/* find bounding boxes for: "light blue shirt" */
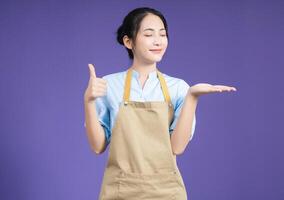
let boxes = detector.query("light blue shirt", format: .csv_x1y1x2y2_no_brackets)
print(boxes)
85,69,196,145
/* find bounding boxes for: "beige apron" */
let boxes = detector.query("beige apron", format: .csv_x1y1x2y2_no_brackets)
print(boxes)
99,68,187,200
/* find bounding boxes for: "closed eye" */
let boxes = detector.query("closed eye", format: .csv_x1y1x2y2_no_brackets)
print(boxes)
145,34,167,37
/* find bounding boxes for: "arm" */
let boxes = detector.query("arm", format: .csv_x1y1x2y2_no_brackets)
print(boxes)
84,64,109,155
170,82,237,155
84,99,107,154
170,92,198,155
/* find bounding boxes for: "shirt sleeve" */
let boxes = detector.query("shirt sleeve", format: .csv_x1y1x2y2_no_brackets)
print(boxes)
84,91,111,146
169,80,196,141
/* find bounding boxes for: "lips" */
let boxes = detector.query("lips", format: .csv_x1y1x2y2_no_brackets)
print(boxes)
149,49,162,54
150,49,162,51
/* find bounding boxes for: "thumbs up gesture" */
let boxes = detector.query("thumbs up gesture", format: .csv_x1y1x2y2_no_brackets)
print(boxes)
84,64,107,103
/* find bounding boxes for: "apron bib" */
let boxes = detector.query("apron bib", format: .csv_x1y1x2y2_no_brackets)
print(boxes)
99,68,187,200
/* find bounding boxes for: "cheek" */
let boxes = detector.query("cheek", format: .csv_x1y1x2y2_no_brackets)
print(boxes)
144,38,155,47
136,37,151,49
140,41,153,52
163,38,168,47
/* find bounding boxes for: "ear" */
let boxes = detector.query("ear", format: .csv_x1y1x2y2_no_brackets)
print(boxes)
123,35,133,50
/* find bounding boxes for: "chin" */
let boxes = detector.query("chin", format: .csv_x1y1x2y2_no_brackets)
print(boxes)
150,55,163,62
154,56,163,62
142,54,164,63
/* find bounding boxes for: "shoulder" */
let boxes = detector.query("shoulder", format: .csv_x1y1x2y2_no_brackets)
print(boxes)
102,70,127,81
101,70,127,90
161,72,191,104
162,72,190,89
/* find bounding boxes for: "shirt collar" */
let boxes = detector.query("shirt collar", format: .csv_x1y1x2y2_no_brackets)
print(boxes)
131,68,158,80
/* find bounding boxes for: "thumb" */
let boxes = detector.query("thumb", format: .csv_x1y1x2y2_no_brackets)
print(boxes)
88,64,97,78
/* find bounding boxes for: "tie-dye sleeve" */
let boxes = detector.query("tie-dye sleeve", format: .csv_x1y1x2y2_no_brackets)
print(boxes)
84,78,111,145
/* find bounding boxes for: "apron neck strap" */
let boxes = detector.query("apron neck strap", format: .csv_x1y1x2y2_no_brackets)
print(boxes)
123,68,172,104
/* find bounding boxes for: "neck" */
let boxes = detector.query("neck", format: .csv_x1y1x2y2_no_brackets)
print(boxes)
130,59,157,78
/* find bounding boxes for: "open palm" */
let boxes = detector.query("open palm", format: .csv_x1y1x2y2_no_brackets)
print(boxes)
189,83,237,97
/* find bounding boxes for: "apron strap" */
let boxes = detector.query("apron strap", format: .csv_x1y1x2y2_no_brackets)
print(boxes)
123,68,133,103
123,68,172,104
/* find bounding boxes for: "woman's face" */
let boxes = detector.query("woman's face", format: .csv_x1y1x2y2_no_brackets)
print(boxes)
132,14,168,63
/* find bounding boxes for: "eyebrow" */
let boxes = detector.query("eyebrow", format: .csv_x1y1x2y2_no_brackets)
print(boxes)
143,28,166,32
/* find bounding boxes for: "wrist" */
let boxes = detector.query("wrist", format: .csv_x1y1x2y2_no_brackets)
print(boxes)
186,90,199,102
84,95,96,105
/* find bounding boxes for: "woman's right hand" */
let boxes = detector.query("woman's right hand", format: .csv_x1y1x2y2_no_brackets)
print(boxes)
84,64,107,103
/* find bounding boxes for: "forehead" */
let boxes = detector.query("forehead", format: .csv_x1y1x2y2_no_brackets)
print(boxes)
139,14,165,31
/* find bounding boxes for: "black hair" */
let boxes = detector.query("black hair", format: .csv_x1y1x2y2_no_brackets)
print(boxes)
116,7,169,60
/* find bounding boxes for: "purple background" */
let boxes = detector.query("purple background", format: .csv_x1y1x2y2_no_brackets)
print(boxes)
1,0,283,199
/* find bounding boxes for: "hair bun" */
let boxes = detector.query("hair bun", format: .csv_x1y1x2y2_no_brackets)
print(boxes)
116,25,125,45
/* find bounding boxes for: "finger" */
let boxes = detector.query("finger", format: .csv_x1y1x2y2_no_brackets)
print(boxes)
214,85,237,91
211,85,223,92
92,84,107,91
213,88,223,92
224,86,237,91
213,86,232,92
88,64,97,78
92,79,107,88
96,87,107,94
95,78,107,85
93,88,107,96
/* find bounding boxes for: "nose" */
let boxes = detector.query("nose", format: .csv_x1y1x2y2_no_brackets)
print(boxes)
153,35,162,46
